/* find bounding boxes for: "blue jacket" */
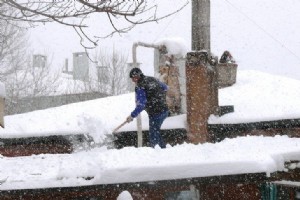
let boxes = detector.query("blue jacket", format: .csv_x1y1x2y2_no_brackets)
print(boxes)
131,76,168,118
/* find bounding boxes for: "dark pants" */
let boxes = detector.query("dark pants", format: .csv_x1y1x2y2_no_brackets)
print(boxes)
148,110,168,148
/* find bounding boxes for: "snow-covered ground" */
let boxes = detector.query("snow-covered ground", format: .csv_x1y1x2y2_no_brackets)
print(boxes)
1,0,300,195
0,70,300,191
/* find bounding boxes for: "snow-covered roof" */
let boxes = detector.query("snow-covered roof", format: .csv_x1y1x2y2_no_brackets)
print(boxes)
0,135,300,190
5,0,299,192
1,70,299,140
0,70,300,190
209,70,300,124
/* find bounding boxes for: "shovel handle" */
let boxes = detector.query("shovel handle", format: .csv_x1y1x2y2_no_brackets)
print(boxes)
112,121,128,133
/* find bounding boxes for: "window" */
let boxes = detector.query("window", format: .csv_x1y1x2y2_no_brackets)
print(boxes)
165,185,200,200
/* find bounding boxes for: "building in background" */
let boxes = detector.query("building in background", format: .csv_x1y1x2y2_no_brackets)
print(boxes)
33,54,47,68
73,52,89,82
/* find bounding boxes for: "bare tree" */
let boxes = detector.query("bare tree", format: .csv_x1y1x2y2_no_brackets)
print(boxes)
93,47,129,95
0,19,28,80
4,53,62,115
0,0,189,48
0,13,63,114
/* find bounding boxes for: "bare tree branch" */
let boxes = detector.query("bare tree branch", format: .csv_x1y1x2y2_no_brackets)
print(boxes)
0,19,28,80
0,0,189,48
93,47,129,95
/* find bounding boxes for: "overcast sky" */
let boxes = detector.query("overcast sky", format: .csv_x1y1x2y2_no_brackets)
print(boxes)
28,0,300,79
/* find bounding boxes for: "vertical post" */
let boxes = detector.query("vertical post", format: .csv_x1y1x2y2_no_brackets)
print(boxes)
186,52,211,143
186,0,213,144
0,97,4,128
132,43,143,148
65,58,68,72
192,0,210,52
136,89,143,147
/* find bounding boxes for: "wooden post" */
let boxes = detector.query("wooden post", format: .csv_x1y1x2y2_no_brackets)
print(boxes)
186,52,212,143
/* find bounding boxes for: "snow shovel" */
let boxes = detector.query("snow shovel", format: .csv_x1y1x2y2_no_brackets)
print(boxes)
112,120,128,133
98,121,128,149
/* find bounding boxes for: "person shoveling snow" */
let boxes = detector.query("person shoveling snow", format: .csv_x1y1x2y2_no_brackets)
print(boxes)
125,68,169,148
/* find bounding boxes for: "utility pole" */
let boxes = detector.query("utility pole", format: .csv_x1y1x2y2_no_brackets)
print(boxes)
186,0,218,144
192,0,210,52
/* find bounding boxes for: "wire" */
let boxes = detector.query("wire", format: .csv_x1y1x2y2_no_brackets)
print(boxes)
152,1,184,43
223,0,300,63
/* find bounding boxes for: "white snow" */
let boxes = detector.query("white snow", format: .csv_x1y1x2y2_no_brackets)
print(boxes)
1,0,300,194
0,135,300,190
209,70,300,124
0,70,300,191
117,191,133,200
155,37,188,57
1,70,299,140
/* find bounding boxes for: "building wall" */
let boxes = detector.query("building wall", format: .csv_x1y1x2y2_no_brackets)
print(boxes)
0,175,265,200
0,134,91,157
73,52,89,81
0,139,72,157
5,92,108,115
1,182,297,200
33,54,47,68
114,120,300,148
200,183,261,200
209,119,300,143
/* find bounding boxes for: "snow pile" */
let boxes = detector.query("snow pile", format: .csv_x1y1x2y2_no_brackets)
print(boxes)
155,37,188,57
209,70,300,124
0,135,300,190
117,191,133,200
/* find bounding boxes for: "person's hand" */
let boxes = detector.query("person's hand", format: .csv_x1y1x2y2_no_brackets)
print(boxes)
126,115,133,123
